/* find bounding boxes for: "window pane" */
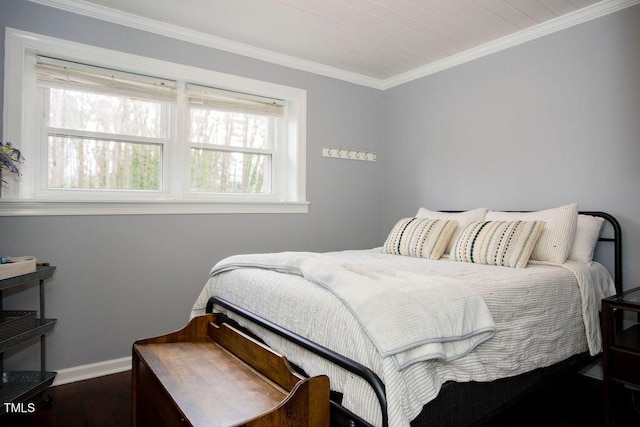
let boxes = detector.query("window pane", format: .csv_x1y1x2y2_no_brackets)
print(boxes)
190,148,269,194
48,136,161,190
189,108,269,149
48,88,166,138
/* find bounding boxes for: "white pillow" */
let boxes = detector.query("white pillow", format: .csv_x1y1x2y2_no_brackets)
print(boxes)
485,203,578,264
568,214,604,263
415,207,488,254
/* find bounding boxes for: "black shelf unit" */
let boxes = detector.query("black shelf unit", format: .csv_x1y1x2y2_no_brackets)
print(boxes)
0,265,57,414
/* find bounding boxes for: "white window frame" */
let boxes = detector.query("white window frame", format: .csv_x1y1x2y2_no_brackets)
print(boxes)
1,28,308,215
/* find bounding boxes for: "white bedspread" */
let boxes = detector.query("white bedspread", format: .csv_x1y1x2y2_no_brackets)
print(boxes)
191,249,616,427
208,252,496,369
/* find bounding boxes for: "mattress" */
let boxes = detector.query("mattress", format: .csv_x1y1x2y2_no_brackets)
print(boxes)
191,248,616,427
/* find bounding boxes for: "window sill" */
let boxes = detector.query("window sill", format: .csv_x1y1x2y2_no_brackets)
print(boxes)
0,200,310,216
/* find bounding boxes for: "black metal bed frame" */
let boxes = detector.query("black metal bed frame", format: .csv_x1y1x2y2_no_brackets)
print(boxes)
206,211,622,427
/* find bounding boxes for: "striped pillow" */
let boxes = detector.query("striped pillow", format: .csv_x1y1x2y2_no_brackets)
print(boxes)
449,220,545,268
383,218,458,260
415,207,488,255
485,203,578,264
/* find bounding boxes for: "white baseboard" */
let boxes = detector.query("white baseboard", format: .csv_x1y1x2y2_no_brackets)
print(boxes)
52,356,132,386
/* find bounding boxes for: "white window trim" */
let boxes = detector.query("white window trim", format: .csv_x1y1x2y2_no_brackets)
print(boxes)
1,28,308,216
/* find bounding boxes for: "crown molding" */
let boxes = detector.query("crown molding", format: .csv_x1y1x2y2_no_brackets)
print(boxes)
27,0,640,91
26,0,384,89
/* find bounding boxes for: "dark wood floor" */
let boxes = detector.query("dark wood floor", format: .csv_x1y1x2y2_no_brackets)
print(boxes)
2,371,639,426
3,371,131,427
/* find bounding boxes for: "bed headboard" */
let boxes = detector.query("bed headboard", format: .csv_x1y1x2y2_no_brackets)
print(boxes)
443,210,623,295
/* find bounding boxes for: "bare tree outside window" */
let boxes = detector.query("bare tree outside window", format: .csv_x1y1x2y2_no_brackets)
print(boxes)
46,88,164,191
189,108,273,194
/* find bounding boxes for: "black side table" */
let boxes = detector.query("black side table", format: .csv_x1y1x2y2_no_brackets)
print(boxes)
602,287,640,425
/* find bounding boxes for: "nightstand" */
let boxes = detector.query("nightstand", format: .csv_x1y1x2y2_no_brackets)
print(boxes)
602,287,640,425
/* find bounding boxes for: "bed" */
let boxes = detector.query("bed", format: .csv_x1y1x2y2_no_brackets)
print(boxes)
190,204,621,427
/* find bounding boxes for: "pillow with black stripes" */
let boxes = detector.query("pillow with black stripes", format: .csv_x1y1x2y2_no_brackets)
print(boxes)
383,218,458,260
449,220,545,268
485,203,578,264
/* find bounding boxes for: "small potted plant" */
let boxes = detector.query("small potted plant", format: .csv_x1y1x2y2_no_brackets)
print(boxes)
0,140,24,197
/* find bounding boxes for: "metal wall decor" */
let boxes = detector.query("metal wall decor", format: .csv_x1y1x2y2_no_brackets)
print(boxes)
322,146,377,162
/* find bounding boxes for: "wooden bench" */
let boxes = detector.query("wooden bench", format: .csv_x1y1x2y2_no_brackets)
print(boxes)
132,314,330,426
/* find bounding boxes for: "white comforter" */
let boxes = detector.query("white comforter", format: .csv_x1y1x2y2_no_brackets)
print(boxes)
207,252,496,369
191,249,616,427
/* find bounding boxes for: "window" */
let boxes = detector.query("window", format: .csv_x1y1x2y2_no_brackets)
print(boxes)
37,56,174,193
2,29,307,215
186,84,283,195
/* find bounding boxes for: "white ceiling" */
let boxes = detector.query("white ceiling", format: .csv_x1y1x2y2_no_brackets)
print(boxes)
32,0,637,88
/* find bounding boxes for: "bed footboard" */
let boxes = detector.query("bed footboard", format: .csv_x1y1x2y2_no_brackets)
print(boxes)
206,296,387,427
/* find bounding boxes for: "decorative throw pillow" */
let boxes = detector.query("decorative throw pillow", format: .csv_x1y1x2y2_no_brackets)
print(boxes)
485,203,578,264
449,220,545,268
568,214,604,263
383,218,458,260
415,208,488,254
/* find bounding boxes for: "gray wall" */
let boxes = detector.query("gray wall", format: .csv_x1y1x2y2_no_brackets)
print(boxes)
383,5,640,290
0,0,385,371
1,0,639,373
